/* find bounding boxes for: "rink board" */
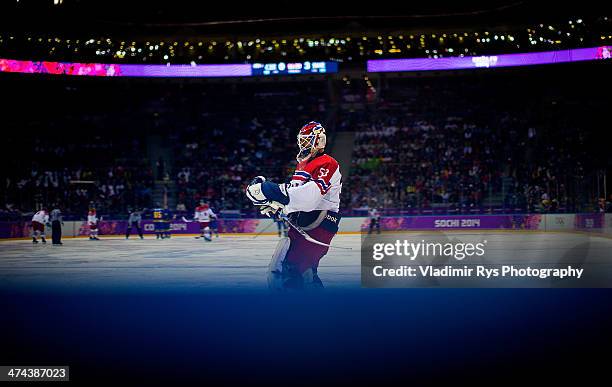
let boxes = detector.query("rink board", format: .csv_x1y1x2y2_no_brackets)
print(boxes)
1,214,611,240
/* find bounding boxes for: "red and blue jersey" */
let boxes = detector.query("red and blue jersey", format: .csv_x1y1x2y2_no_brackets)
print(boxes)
286,153,341,213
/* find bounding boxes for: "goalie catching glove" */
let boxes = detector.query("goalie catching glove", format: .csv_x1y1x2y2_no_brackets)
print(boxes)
245,176,290,216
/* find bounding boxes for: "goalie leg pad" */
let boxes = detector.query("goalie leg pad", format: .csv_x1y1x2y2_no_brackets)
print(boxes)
267,236,291,291
269,263,323,290
268,236,290,273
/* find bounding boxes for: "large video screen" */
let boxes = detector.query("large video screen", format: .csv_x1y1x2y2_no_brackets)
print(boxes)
368,46,612,72
0,59,339,77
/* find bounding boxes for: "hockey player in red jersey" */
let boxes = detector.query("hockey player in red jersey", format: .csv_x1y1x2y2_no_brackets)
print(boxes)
193,201,216,241
31,208,49,244
246,121,342,290
87,207,100,240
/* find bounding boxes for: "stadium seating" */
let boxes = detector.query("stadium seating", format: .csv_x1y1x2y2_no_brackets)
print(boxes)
1,61,610,219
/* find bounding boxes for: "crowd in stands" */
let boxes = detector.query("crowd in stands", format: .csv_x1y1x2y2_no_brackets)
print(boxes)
0,79,327,219
169,82,328,214
2,138,155,219
1,79,158,219
339,64,608,214
1,62,610,220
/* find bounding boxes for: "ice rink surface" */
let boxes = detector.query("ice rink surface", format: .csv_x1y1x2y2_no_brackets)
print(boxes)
0,234,361,292
1,231,612,292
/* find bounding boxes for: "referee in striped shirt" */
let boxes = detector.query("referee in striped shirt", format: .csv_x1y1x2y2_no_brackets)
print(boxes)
50,206,64,245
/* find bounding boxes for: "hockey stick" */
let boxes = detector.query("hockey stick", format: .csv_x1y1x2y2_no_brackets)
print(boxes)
188,217,205,239
186,217,215,239
281,214,352,250
180,217,203,238
252,219,277,239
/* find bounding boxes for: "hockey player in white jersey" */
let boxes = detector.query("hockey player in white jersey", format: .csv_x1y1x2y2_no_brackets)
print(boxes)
368,206,381,235
193,201,216,241
87,207,100,240
246,121,342,290
31,208,49,244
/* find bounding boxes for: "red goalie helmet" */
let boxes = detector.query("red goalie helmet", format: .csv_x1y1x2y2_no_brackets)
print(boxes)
297,121,326,162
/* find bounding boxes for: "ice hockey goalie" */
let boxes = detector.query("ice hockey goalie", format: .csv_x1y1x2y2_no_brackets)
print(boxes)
246,121,342,290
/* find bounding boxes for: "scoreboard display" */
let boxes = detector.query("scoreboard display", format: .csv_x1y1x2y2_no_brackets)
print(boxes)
251,61,338,75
